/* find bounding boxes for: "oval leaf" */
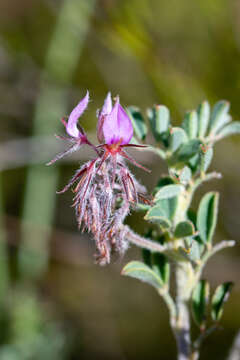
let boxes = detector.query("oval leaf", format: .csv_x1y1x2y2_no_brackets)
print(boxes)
154,184,184,201
200,147,213,173
122,261,163,289
179,166,192,185
174,220,195,238
197,101,210,138
152,253,170,285
192,280,210,328
127,106,147,140
169,127,188,152
154,177,179,220
211,282,233,322
197,192,219,243
147,105,170,141
182,111,198,139
155,198,178,220
209,101,230,135
145,206,171,229
216,122,240,140
175,139,201,162
188,239,204,261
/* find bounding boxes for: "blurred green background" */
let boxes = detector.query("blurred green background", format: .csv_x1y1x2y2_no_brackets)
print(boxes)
0,0,239,359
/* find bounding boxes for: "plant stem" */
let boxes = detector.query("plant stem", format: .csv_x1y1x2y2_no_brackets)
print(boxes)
174,262,193,360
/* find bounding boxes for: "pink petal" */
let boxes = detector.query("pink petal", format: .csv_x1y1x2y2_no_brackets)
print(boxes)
102,97,133,145
118,104,133,145
101,92,112,116
66,91,89,138
97,92,112,143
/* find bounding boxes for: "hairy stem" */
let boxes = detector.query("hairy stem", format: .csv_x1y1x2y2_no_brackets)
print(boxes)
124,225,169,252
174,263,194,360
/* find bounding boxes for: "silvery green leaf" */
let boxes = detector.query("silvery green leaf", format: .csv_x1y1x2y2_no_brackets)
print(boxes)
152,253,170,285
192,280,210,328
216,122,240,139
200,147,213,173
182,111,198,139
197,101,210,138
188,153,201,173
147,105,170,141
122,261,164,289
174,220,195,238
155,198,178,220
197,192,219,243
169,127,188,152
154,177,179,220
209,101,230,135
179,166,192,184
127,106,148,140
188,239,204,261
211,282,233,321
176,139,201,162
145,206,171,229
154,184,184,201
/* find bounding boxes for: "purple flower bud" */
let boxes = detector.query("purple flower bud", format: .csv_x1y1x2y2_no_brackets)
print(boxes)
66,91,89,138
98,95,133,145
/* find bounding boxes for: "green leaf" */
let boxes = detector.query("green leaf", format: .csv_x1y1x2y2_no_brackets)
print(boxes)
179,166,192,185
169,127,188,152
209,101,230,135
211,282,233,321
197,192,219,243
200,147,213,173
188,239,204,261
155,198,178,220
188,153,201,173
147,105,170,141
216,122,240,139
152,253,170,284
192,280,210,328
174,220,195,238
197,101,210,138
145,206,171,229
175,139,201,162
187,209,203,245
127,106,148,140
154,184,184,201
182,111,198,139
154,177,179,220
122,261,163,289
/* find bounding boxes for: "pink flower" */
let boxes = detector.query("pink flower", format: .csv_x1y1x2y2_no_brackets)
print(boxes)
48,91,150,265
97,93,133,145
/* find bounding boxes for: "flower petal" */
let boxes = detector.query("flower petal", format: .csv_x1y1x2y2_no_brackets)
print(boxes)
97,92,112,143
66,91,89,138
101,92,112,116
102,97,133,145
118,104,134,145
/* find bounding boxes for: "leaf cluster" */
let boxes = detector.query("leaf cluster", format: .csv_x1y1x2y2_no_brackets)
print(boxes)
123,99,236,337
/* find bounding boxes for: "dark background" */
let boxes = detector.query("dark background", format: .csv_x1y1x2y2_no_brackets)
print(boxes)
0,0,239,359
